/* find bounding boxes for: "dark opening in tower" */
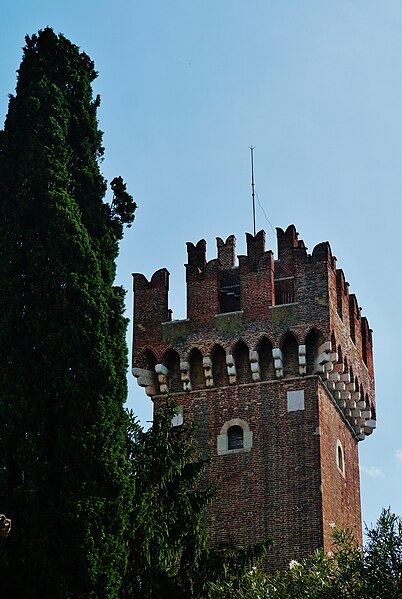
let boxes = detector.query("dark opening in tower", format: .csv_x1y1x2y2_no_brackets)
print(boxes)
189,348,205,389
258,337,275,381
233,340,252,384
220,268,240,313
275,277,295,305
228,425,244,450
164,349,181,393
282,333,299,377
212,345,229,387
306,329,322,375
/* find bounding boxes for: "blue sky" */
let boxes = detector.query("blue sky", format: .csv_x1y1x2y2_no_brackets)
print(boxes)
2,1,401,531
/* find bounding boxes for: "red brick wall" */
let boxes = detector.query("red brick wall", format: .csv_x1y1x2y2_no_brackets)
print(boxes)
163,377,324,571
318,384,362,549
239,251,275,319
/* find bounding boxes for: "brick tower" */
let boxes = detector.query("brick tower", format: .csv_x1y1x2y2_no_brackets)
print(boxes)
132,226,376,570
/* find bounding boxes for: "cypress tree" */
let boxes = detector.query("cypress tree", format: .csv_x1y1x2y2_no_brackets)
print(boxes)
0,28,136,597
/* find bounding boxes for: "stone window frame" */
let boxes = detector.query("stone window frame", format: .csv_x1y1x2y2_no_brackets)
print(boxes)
336,439,345,476
217,418,253,456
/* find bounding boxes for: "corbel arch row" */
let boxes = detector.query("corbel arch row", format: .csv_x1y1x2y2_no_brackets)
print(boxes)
135,326,328,391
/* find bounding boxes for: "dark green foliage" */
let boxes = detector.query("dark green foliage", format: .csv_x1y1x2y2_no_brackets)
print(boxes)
0,28,135,597
110,176,137,234
124,400,213,598
123,399,267,599
364,508,402,599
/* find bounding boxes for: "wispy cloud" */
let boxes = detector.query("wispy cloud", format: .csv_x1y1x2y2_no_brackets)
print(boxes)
396,449,402,462
360,465,385,478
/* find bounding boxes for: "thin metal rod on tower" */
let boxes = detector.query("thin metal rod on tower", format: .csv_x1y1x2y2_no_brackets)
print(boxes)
250,145,256,236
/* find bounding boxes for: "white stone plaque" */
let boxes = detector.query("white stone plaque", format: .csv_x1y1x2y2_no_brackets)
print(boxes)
287,390,305,412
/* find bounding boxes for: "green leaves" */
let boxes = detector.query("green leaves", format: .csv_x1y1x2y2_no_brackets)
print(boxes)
364,508,402,599
208,511,402,599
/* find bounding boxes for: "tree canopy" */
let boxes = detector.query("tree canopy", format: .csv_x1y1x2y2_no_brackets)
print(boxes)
0,27,135,597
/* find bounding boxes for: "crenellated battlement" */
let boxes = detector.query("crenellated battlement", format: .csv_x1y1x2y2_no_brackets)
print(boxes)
132,225,375,441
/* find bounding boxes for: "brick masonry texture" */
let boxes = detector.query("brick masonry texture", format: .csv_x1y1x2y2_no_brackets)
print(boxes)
132,225,375,571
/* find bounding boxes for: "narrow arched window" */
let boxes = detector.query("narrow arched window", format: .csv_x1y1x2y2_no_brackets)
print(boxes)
362,322,368,366
258,337,275,381
331,332,336,353
354,377,359,393
212,345,229,387
228,425,244,450
189,348,204,389
141,349,157,372
282,333,299,378
305,329,321,375
164,349,181,393
336,440,345,475
337,446,343,471
233,341,252,384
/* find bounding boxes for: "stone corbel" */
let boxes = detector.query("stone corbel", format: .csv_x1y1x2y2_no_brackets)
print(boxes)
226,354,236,384
318,341,331,354
328,371,341,383
272,348,283,378
314,350,330,374
132,367,157,397
203,357,214,387
298,345,306,375
180,361,192,392
330,351,339,363
155,363,169,393
249,350,260,381
364,418,376,435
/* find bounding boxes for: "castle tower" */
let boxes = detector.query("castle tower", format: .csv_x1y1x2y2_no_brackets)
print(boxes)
132,226,376,570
